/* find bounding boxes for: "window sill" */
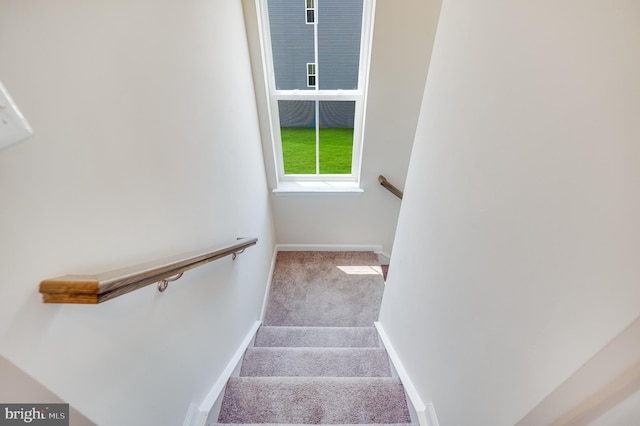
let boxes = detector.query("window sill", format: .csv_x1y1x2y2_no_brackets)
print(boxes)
272,181,364,195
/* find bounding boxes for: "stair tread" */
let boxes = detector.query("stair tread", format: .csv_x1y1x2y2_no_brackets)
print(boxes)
218,377,411,424
241,347,391,377
254,326,380,348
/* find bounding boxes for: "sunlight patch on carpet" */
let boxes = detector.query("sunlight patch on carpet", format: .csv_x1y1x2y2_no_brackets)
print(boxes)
337,265,383,275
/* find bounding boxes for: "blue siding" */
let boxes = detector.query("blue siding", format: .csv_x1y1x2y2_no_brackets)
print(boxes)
268,0,362,126
268,0,314,90
318,0,363,90
279,100,355,128
278,100,315,127
268,0,363,91
319,101,355,128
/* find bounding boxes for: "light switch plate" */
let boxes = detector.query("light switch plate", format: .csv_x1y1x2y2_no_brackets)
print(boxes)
0,81,33,150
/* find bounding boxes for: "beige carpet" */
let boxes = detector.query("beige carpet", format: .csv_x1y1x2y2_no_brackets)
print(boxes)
262,251,385,327
216,251,414,425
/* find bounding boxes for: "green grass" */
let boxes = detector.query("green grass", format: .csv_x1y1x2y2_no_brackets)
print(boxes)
281,127,354,174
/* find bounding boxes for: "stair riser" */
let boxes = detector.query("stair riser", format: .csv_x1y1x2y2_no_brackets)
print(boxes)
241,347,391,377
254,326,380,348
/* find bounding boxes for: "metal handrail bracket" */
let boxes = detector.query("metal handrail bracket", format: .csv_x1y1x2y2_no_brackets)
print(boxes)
39,237,258,304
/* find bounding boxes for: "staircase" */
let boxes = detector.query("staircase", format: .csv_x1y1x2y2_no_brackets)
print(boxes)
214,251,415,425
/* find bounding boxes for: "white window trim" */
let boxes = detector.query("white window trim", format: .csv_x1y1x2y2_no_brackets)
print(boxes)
257,0,376,194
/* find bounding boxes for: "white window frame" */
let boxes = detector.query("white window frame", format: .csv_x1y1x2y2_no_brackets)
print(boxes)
257,0,376,193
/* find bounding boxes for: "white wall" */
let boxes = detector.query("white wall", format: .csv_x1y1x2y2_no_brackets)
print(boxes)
590,388,640,426
0,355,95,426
0,2,274,425
245,0,442,255
518,313,640,425
379,0,640,425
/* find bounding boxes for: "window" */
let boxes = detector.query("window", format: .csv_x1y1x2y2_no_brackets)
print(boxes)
307,63,316,87
305,0,315,23
259,0,375,191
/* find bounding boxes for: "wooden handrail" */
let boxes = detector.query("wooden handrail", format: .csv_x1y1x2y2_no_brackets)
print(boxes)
378,175,403,200
39,237,258,304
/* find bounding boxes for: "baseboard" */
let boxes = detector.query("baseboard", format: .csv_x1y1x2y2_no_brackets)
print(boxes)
184,320,261,426
377,252,391,265
182,403,197,426
259,249,278,322
375,322,439,426
276,243,384,253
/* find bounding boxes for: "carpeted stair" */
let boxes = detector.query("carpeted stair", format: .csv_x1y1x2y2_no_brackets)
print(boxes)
254,326,381,348
215,251,414,425
240,346,392,377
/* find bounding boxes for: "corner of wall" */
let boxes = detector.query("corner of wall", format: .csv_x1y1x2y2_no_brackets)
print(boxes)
184,321,262,426
374,322,438,426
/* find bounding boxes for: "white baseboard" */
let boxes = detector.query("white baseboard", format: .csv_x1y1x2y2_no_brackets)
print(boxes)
276,243,384,253
375,322,439,426
182,403,197,426
377,252,391,265
184,320,261,426
260,249,278,322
